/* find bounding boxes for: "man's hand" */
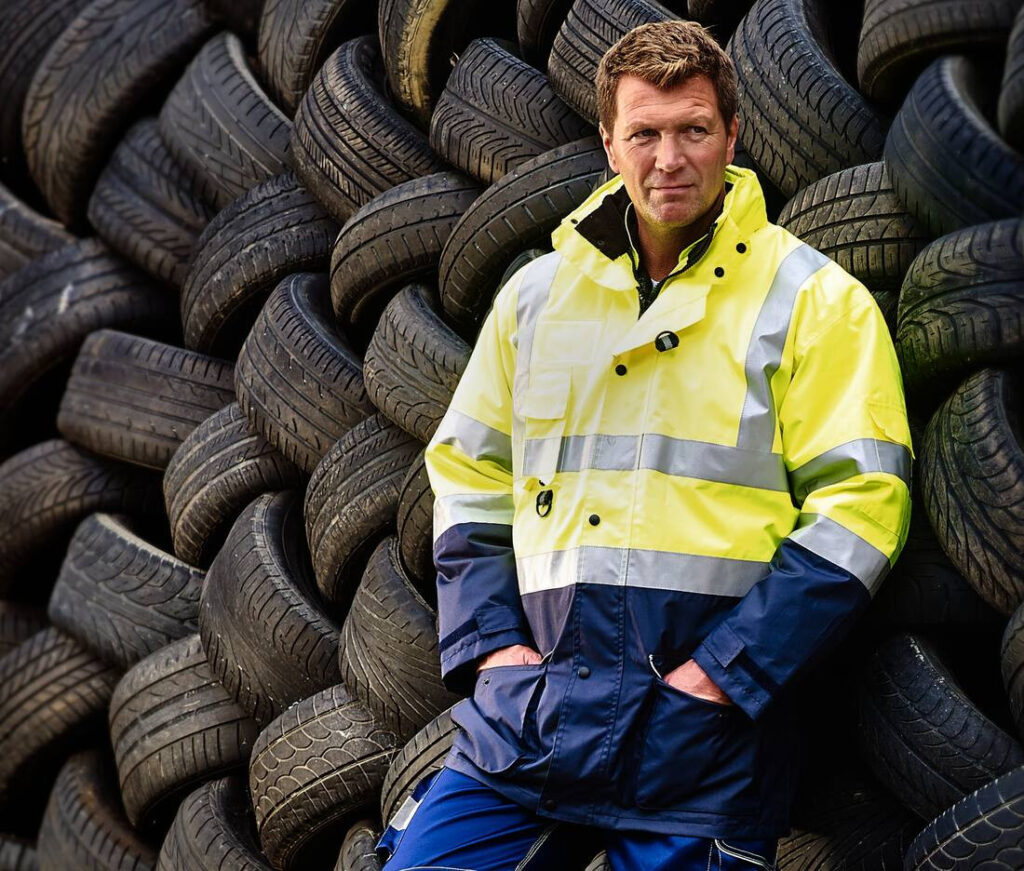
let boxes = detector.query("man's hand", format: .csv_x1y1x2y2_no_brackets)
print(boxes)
476,644,542,672
663,659,733,705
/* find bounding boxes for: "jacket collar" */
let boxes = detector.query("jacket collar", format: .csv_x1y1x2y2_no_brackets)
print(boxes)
551,165,769,293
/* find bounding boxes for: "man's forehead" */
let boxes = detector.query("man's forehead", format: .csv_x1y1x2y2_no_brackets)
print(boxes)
613,75,721,126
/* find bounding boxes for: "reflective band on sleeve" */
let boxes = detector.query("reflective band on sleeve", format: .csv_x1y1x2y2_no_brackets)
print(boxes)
433,493,515,540
433,409,513,470
736,244,830,451
516,546,770,596
789,438,912,505
522,432,788,491
788,513,890,594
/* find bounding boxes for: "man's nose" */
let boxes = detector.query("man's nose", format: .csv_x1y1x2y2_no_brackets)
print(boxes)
655,134,687,173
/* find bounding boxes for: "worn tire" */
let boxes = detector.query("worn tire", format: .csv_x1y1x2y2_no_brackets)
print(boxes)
0,183,74,280
429,38,592,184
334,820,382,871
109,634,259,828
379,709,456,828
87,119,217,290
201,491,342,726
249,684,400,869
920,368,1024,616
57,330,236,471
0,835,37,871
363,285,471,443
999,6,1024,151
164,402,304,569
884,55,1024,239
396,451,434,596
235,273,373,476
729,0,888,198
47,514,203,670
290,36,447,225
0,602,48,659
304,415,422,609
330,172,482,346
158,33,292,212
181,172,338,357
22,0,214,228
439,136,606,336
1002,604,1024,741
517,0,575,66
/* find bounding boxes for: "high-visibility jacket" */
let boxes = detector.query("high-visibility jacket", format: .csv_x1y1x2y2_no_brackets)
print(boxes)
423,166,913,838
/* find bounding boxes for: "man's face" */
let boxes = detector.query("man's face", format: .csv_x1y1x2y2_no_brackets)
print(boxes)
600,74,738,237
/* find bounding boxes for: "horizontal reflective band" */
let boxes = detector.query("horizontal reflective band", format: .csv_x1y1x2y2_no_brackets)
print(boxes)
789,439,913,505
517,546,770,597
788,513,890,595
522,432,789,491
433,410,513,470
737,244,830,450
433,493,515,540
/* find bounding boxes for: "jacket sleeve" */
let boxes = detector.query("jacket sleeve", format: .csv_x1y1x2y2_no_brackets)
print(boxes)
691,274,913,720
423,273,533,696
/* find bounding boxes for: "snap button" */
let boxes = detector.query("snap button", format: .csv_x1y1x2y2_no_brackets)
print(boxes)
714,266,725,277
588,514,600,526
655,331,679,352
578,665,591,679
615,364,627,376
736,242,747,253
543,798,557,810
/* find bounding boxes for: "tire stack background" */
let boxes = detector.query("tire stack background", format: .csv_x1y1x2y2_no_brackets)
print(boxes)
0,0,1022,868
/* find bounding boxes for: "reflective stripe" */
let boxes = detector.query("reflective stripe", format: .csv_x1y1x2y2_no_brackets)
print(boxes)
433,409,513,470
433,493,515,539
789,438,912,505
736,245,830,450
516,546,770,596
390,793,421,832
522,432,788,491
788,513,890,594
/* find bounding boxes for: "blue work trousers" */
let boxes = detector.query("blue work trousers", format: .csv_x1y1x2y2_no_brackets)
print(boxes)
379,768,777,871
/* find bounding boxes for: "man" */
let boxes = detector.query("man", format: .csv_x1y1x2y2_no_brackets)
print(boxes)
380,19,913,871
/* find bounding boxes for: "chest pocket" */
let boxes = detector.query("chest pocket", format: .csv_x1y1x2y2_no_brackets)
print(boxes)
517,368,570,483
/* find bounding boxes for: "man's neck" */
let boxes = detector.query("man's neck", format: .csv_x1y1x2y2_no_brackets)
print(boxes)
635,186,726,282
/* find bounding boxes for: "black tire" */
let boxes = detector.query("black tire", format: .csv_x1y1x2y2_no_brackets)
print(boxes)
290,36,448,224
777,162,931,295
0,440,163,595
334,820,382,871
47,514,203,670
257,0,377,117
159,33,292,212
920,368,1024,616
36,750,158,871
438,136,606,337
249,684,400,870
884,56,1024,239
896,220,1024,405
181,172,338,357
201,491,342,726
0,835,37,871
164,402,304,569
57,329,236,471
904,764,1024,870
429,38,593,185
235,273,373,476
857,0,1020,106
547,0,677,124
363,285,471,443
0,240,175,452
859,633,1024,820
157,777,273,871
22,0,214,228
0,183,74,280
340,537,458,740
687,0,755,40
330,172,482,346
304,415,421,609
396,451,435,597
728,0,888,198
379,709,456,828
109,634,259,829
517,0,575,66
0,629,120,824
999,6,1024,151
0,602,48,659
1002,604,1024,741
87,119,217,290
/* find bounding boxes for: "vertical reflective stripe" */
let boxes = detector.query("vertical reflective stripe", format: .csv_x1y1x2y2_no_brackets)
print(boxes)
788,513,891,595
789,438,912,505
432,410,513,470
736,245,830,450
433,493,515,540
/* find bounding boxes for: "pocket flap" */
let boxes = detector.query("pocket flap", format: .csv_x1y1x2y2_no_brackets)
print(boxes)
521,369,570,419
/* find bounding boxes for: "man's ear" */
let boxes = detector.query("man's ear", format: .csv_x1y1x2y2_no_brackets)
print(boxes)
725,115,739,165
599,122,618,174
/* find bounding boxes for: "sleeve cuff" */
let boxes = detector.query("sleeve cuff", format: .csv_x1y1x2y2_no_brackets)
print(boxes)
439,625,532,696
691,630,773,722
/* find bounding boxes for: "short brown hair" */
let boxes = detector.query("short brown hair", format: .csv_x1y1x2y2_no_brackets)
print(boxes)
596,20,737,131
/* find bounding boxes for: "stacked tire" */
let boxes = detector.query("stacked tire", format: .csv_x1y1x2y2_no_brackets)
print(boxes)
0,0,1022,868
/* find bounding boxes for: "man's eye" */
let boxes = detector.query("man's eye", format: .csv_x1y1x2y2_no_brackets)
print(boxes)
631,129,656,139
689,126,708,135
